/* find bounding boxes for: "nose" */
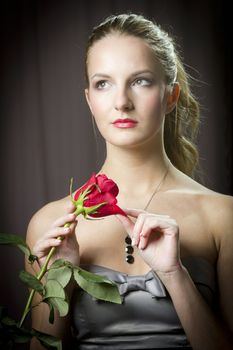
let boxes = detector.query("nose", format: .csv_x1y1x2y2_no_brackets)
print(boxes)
114,86,134,112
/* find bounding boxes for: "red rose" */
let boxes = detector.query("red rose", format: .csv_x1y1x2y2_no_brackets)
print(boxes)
73,173,126,218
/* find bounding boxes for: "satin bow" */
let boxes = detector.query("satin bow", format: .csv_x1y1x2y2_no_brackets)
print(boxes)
117,270,166,298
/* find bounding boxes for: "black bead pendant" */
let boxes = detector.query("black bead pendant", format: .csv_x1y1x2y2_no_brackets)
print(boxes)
125,245,134,254
126,254,134,264
125,235,134,264
125,236,132,245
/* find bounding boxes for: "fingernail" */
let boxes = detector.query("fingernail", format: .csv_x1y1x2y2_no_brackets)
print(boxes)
132,237,136,246
138,241,144,250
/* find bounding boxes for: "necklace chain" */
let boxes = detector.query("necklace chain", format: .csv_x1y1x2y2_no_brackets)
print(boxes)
143,164,170,211
125,163,170,264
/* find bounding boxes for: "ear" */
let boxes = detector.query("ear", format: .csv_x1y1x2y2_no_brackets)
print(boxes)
85,88,93,114
165,83,180,114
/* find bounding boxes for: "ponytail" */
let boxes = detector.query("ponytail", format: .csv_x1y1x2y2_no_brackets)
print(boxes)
164,58,200,178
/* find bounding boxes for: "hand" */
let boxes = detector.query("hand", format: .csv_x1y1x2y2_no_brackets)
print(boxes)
117,208,181,275
33,203,80,268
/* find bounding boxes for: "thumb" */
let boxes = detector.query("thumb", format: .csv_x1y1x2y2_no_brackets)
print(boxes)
116,214,134,237
67,201,76,214
123,208,145,218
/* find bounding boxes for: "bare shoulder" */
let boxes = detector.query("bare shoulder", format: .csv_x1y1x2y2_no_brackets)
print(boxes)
178,180,233,331
26,196,70,246
181,172,233,248
173,170,233,246
200,190,233,247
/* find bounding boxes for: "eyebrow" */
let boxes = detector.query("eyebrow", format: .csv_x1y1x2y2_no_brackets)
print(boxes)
90,70,155,80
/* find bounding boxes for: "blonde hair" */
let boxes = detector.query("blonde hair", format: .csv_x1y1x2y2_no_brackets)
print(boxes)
85,14,200,178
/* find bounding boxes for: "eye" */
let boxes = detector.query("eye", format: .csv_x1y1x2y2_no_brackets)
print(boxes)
133,78,152,87
95,80,110,90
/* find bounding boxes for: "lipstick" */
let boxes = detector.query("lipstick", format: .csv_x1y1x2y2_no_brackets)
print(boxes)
113,118,138,129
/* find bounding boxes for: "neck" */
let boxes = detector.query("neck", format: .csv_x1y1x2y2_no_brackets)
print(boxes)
99,141,171,197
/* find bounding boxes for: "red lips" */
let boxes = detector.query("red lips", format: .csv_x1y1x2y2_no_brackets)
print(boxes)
113,118,137,128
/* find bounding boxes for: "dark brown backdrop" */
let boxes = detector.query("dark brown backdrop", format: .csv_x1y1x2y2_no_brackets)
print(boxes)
0,0,232,332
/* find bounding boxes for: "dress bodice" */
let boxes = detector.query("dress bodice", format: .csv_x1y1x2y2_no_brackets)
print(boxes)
70,257,216,349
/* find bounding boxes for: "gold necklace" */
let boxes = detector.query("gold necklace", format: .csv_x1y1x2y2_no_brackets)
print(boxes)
125,164,170,264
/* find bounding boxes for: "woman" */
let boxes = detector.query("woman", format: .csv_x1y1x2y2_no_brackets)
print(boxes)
26,14,233,349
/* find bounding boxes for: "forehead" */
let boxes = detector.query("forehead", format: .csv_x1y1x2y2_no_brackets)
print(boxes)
87,34,164,78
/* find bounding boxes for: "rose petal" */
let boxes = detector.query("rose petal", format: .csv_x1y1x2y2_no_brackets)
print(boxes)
74,173,97,200
85,192,117,207
89,204,126,217
73,173,126,218
96,175,119,196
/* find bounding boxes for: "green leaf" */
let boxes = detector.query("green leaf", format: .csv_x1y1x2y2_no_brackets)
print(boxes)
32,329,62,350
47,266,72,288
19,270,44,294
0,233,31,257
49,259,67,269
0,316,33,345
73,268,121,304
48,303,55,324
43,278,68,317
44,280,65,299
46,297,69,317
1,317,17,327
13,333,32,344
77,267,118,285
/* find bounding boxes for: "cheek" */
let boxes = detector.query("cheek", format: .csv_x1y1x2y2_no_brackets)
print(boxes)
140,92,164,119
88,93,109,119
88,95,109,135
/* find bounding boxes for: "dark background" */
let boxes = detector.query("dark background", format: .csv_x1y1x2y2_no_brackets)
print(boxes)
0,0,232,336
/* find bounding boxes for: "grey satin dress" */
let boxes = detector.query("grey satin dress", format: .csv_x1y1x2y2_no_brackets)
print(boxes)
70,257,216,349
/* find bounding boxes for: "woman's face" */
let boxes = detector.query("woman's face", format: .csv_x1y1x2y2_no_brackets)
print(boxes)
85,34,170,149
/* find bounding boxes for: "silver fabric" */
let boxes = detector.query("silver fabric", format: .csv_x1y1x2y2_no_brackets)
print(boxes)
70,257,216,349
111,270,166,298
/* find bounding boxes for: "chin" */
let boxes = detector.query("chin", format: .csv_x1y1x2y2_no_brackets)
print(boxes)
99,126,160,148
106,137,151,149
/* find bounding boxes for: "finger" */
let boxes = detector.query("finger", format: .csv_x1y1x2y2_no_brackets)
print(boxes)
47,219,78,238
138,234,154,250
66,202,76,214
132,213,147,247
67,221,78,240
138,226,162,250
52,213,77,228
138,235,147,250
142,217,178,236
46,226,72,239
35,221,78,254
139,217,166,243
33,238,62,257
124,208,171,219
138,216,178,249
122,208,146,218
115,214,134,237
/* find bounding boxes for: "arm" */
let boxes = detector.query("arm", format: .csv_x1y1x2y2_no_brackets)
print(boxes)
159,194,233,349
25,200,79,350
117,202,233,350
158,262,233,349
